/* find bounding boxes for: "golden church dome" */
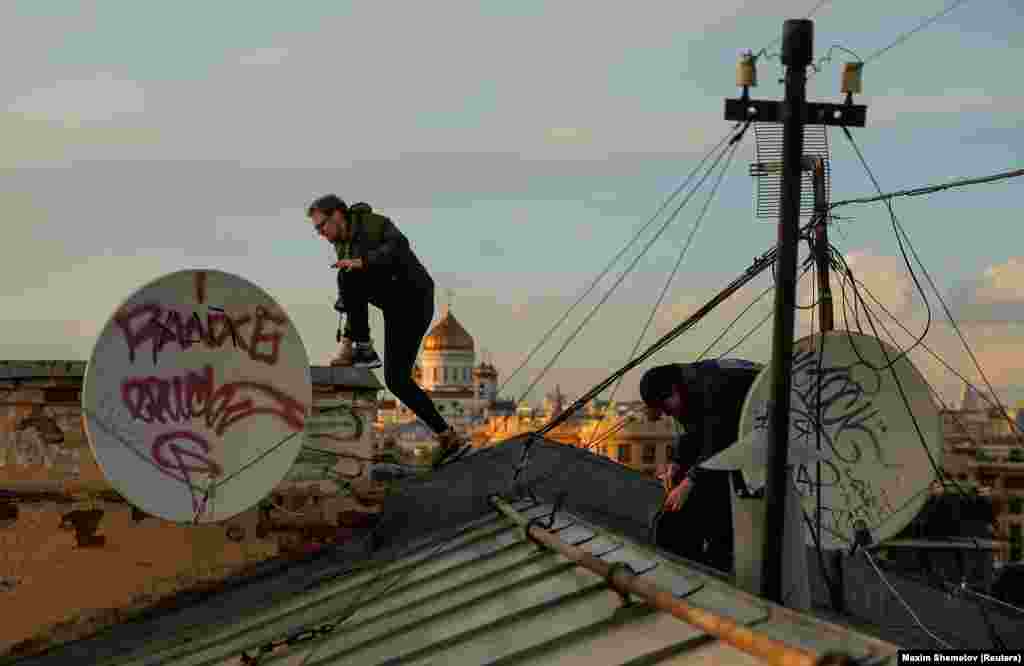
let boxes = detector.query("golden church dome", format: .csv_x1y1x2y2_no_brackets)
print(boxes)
423,310,475,352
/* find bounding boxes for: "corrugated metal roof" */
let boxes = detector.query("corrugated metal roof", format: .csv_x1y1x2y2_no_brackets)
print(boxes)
40,499,897,666
254,503,898,666
3,439,901,666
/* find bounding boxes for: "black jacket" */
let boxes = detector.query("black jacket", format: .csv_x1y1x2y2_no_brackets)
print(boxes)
667,359,764,473
658,359,763,569
335,203,434,307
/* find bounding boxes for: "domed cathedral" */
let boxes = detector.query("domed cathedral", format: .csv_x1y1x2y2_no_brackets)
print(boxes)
394,293,504,431
420,305,476,393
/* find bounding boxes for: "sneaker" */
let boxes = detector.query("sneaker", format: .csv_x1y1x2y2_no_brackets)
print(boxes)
331,339,382,368
330,338,355,366
431,428,470,468
351,344,382,369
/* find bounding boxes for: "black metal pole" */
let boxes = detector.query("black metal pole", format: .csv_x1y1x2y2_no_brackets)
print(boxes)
760,18,813,604
811,158,842,610
812,161,834,335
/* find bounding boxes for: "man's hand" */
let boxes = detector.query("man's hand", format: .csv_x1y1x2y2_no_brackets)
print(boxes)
658,462,680,492
331,258,365,271
662,477,693,512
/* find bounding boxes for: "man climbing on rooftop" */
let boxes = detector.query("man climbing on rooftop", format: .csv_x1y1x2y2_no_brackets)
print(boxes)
639,359,763,573
307,194,467,467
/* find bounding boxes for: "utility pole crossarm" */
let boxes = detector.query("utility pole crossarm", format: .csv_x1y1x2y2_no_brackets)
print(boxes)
724,99,867,127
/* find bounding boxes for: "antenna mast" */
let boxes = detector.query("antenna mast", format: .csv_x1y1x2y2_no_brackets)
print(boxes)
725,19,867,604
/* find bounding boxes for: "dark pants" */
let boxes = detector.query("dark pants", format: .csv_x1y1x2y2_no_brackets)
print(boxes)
336,269,449,435
337,269,370,343
655,469,735,573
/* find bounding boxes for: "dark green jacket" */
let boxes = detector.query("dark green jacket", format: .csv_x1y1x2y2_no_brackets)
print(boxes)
334,203,434,304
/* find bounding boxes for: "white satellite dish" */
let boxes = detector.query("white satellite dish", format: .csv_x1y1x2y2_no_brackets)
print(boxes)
706,331,942,550
82,269,312,524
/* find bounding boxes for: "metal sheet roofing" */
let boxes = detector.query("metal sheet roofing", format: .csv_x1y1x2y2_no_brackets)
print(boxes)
4,439,901,666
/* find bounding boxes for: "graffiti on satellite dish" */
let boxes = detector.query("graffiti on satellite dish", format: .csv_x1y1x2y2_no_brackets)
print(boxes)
752,348,898,538
739,332,942,550
83,270,312,524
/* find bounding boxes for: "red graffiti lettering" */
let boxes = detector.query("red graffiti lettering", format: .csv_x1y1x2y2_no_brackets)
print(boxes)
151,431,223,515
114,303,163,364
121,364,306,436
248,306,286,365
113,302,286,366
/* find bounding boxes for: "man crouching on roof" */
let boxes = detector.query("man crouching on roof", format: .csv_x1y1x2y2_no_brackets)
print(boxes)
639,359,763,572
307,194,467,468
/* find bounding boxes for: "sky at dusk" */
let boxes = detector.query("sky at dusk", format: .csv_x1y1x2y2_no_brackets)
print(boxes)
2,0,1021,410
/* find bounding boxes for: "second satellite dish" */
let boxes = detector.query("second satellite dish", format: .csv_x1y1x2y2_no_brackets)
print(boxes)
705,331,942,550
82,269,312,524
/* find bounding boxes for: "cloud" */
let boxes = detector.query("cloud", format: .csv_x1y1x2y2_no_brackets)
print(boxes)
0,113,161,168
7,72,146,124
641,250,1024,408
977,257,1024,305
838,250,920,318
949,257,1024,323
237,47,289,66
546,127,592,144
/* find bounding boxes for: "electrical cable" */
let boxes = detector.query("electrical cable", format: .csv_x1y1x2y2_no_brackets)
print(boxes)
518,129,748,406
695,285,773,361
834,139,935,372
534,233,788,440
861,549,955,649
704,254,818,361
832,257,1022,436
823,252,1021,646
840,127,1022,445
494,122,743,399
583,126,744,449
832,248,928,373
862,0,971,65
832,245,1009,649
830,168,1024,210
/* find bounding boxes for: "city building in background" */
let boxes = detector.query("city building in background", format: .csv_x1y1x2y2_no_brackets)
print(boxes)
939,387,1024,564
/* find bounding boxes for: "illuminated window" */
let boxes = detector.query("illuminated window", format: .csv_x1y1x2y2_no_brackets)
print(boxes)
642,445,656,465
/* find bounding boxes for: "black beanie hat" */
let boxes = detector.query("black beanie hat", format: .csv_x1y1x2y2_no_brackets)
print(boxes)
639,365,685,406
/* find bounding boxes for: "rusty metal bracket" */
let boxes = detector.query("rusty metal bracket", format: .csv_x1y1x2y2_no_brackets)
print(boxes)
524,490,567,550
605,561,637,607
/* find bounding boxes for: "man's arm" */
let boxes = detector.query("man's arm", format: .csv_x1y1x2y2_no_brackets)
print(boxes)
660,431,690,489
